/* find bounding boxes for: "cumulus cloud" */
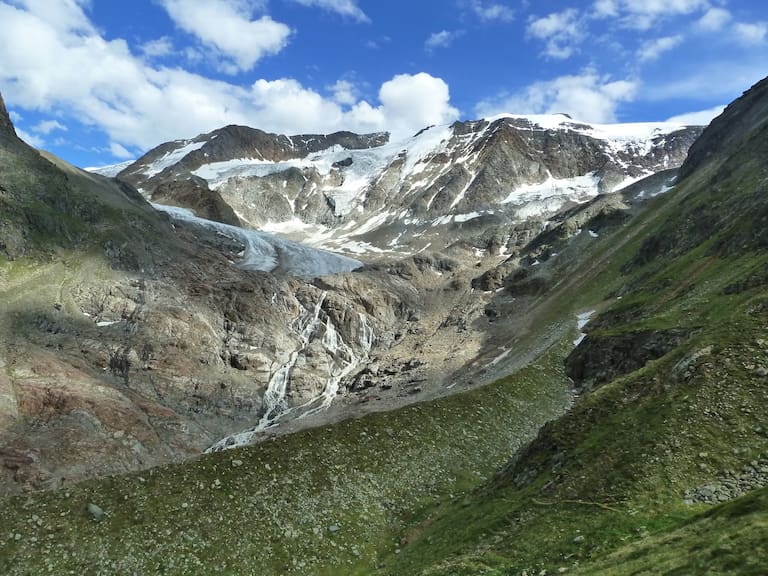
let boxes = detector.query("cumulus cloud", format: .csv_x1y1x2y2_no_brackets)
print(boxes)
696,7,732,31
733,22,768,45
159,0,291,73
289,0,369,22
476,70,638,124
32,119,67,135
375,73,460,138
329,80,359,106
637,35,683,62
0,2,458,158
470,1,515,22
140,37,174,59
665,105,725,125
593,0,710,29
527,9,584,59
425,30,463,52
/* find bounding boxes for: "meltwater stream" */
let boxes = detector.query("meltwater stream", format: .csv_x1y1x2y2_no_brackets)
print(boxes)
151,204,375,451
206,292,376,452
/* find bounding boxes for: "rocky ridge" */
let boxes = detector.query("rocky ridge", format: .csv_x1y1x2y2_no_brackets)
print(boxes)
109,115,702,257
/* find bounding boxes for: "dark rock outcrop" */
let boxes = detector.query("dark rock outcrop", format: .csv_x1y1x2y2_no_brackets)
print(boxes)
0,91,16,137
151,175,241,226
565,328,690,391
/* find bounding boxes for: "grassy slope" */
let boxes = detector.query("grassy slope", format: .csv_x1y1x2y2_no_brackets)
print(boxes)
382,81,768,575
0,337,573,575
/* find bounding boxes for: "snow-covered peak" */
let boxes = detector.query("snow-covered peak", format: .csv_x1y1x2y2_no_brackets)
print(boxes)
85,160,136,178
482,112,692,142
119,115,702,257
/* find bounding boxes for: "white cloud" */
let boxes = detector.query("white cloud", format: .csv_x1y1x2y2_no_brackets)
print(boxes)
289,0,369,22
696,7,731,31
470,1,515,22
32,119,66,134
528,9,583,59
0,2,458,158
14,0,95,34
329,80,358,106
240,73,459,140
425,30,463,51
665,105,725,125
109,142,134,159
159,0,291,73
375,73,460,138
476,70,638,124
733,22,768,45
594,0,710,29
637,35,683,62
249,78,345,132
140,37,174,59
592,0,618,18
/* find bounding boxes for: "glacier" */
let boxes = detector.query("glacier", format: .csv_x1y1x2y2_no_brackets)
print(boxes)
153,203,361,277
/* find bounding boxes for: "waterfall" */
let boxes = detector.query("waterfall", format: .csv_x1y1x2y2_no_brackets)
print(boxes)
206,295,376,452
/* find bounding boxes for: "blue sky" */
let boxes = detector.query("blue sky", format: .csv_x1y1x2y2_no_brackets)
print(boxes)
0,0,766,168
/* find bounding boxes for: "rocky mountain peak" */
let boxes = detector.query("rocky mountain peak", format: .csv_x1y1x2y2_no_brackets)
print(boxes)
0,91,17,137
107,115,703,256
678,76,768,180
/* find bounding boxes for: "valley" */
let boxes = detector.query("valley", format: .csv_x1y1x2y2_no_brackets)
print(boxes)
1,72,768,575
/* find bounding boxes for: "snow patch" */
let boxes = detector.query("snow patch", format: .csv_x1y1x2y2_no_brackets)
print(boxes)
486,348,511,367
502,173,600,205
573,310,596,347
454,211,482,223
142,140,206,177
85,160,135,178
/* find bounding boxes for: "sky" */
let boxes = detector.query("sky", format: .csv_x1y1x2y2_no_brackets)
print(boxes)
0,0,766,168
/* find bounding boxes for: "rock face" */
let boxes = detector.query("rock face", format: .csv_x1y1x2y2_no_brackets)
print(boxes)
564,328,690,391
151,175,241,226
0,92,16,137
110,115,702,255
679,76,768,180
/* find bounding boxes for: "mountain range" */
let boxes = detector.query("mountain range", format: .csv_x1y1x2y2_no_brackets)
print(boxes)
105,114,701,257
1,75,767,575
